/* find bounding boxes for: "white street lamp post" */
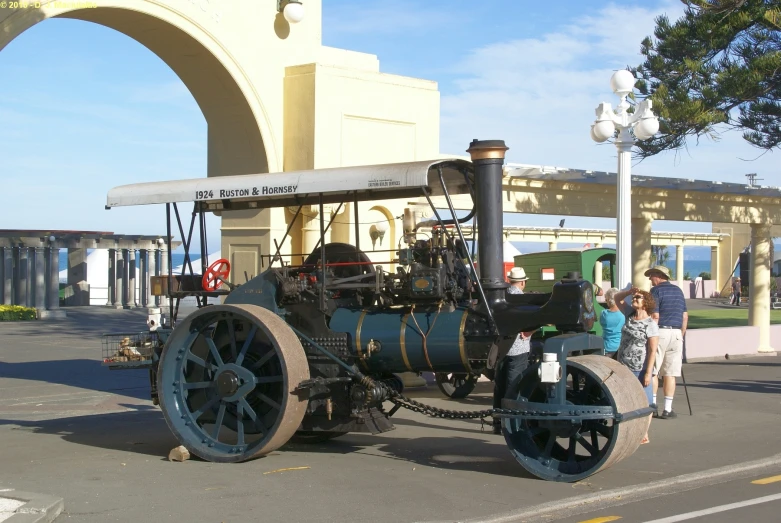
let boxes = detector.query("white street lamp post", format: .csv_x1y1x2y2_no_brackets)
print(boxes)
591,70,659,289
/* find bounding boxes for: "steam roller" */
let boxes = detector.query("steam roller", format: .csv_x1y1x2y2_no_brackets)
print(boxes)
104,138,653,482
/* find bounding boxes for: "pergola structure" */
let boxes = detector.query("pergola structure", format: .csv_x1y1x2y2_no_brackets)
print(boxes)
459,224,726,286
0,230,179,317
443,164,780,353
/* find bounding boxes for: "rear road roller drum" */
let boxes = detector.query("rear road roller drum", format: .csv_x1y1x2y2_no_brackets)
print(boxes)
157,304,309,463
435,373,479,399
502,355,650,482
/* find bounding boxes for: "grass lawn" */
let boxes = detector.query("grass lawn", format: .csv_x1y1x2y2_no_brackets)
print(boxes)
688,309,781,329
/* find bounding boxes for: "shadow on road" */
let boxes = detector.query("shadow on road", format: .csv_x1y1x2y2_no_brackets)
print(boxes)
684,379,781,394
0,358,150,399
0,407,176,459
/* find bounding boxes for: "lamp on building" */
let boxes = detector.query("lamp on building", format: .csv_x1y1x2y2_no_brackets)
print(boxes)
277,0,305,24
369,220,389,249
590,69,659,288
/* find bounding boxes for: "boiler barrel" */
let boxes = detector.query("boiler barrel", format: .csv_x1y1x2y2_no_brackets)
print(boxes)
329,307,473,374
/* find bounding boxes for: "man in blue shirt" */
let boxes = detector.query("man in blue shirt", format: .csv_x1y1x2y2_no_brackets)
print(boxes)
645,265,688,419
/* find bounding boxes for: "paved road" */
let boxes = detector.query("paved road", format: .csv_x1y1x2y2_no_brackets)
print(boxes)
0,307,779,522
558,471,781,523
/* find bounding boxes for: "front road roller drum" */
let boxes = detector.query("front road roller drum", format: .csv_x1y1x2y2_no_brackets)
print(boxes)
501,355,651,482
157,304,309,463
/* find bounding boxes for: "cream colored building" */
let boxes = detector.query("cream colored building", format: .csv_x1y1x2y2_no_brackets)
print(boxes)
1,0,438,280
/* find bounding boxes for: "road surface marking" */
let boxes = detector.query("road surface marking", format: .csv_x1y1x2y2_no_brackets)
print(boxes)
577,517,621,523
643,493,781,522
752,474,781,485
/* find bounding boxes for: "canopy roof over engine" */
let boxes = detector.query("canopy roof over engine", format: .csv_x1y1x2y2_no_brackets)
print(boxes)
106,159,473,211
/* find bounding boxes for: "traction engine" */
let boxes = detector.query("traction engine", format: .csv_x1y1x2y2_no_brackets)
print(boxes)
105,139,652,482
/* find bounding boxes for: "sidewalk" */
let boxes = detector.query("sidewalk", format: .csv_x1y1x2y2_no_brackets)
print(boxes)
1,307,780,522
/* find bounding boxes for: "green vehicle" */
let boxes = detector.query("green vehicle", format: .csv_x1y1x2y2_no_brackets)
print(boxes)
514,247,617,337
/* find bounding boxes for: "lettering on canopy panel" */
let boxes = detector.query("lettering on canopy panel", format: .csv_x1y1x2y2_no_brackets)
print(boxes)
368,178,401,188
195,185,299,201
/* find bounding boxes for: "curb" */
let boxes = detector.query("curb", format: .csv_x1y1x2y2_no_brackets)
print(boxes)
0,490,63,523
456,453,781,523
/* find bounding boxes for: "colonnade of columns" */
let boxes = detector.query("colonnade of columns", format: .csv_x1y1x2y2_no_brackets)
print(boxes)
105,247,168,309
0,245,64,318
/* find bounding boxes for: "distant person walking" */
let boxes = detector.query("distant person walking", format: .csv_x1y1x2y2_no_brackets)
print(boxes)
493,267,534,434
646,265,688,419
600,288,625,357
613,287,657,445
731,277,742,306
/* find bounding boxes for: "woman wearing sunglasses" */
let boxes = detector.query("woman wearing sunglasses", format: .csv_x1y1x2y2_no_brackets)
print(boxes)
613,287,658,445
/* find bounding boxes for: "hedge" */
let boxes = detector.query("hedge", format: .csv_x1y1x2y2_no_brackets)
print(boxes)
0,305,37,321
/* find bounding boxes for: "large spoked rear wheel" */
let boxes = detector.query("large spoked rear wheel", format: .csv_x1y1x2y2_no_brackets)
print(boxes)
435,372,478,399
157,304,309,463
502,355,650,482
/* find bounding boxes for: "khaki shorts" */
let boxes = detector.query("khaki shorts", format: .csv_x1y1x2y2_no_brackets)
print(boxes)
654,329,683,377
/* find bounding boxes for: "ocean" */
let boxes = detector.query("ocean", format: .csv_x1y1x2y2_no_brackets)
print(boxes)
58,252,715,279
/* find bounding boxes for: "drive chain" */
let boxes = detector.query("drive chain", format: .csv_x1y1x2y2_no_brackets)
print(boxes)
386,389,553,421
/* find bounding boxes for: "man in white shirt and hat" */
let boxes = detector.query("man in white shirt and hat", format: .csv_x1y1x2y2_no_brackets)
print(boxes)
493,267,534,434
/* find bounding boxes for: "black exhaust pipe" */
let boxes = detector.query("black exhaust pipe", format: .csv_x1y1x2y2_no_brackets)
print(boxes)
467,139,509,307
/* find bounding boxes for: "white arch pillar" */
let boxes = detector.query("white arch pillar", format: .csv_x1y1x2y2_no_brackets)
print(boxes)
749,223,774,353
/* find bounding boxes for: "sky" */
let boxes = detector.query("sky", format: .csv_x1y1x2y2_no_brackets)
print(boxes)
2,0,776,259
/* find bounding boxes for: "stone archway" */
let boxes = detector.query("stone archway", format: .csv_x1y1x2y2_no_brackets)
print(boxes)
0,3,273,176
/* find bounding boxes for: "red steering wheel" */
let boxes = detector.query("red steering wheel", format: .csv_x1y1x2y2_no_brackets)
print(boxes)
202,258,231,291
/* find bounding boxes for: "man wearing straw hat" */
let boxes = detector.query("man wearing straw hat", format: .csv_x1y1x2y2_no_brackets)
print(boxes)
645,265,688,419
493,267,534,434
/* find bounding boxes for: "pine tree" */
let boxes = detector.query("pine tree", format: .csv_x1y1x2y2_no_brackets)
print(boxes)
632,0,781,158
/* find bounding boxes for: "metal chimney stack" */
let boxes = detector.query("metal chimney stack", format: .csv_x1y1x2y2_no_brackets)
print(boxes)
467,139,509,306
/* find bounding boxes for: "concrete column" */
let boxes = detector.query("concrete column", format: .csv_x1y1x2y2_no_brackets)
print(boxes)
17,247,29,307
114,249,124,308
548,242,557,251
44,246,66,318
34,247,46,311
128,249,137,308
710,245,721,291
25,248,33,307
676,245,685,285
67,248,88,285
749,223,774,353
139,249,148,307
49,247,60,308
107,249,116,307
2,247,11,305
302,206,322,257
160,247,169,308
631,216,653,291
121,249,130,309
148,249,158,306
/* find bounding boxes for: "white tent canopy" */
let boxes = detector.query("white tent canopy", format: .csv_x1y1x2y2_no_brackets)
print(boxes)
503,240,522,262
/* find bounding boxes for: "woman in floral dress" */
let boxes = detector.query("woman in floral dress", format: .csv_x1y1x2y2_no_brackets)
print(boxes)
613,287,658,445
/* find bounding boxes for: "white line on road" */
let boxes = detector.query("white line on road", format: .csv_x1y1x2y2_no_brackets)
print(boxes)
643,493,781,523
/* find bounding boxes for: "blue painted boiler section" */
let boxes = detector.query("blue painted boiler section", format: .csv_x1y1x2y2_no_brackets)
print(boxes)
329,307,472,374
